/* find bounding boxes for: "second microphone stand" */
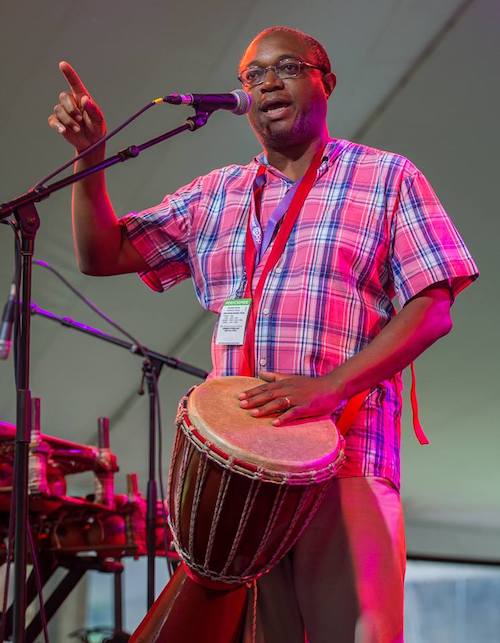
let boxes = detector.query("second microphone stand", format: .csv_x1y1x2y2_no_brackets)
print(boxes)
30,297,209,611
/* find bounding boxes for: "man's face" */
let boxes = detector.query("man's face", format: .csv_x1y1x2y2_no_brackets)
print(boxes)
239,32,335,150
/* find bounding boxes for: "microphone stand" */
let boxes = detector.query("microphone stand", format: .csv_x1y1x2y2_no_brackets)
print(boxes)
29,302,208,610
0,107,213,641
29,302,207,380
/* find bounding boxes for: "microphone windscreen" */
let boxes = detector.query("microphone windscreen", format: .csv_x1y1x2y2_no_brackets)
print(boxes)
230,90,252,115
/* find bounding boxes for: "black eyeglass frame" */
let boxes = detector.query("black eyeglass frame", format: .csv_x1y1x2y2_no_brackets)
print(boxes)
238,59,326,88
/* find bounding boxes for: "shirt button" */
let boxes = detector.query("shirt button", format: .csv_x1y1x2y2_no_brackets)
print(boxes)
263,308,270,316
275,266,282,274
259,358,267,366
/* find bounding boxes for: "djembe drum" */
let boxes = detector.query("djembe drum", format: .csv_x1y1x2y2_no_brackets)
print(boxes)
132,376,344,643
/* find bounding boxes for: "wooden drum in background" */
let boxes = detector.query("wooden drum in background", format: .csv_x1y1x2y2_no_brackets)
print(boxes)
168,376,345,586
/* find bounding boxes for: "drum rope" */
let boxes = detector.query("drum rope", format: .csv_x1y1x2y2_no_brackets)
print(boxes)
171,556,252,585
268,486,316,569
243,483,289,577
178,412,342,485
167,425,183,492
269,481,333,572
173,438,194,534
249,579,258,643
188,451,210,557
203,466,232,569
167,428,183,520
221,475,263,575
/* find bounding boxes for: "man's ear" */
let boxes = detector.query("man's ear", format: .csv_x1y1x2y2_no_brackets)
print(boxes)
323,72,336,98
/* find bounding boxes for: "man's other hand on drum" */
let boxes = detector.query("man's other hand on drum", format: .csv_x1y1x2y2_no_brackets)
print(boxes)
238,282,454,426
239,371,343,426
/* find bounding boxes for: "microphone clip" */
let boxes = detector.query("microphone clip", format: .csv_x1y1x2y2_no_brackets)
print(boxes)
186,110,211,131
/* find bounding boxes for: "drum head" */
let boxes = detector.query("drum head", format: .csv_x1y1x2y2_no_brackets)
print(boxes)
187,376,341,474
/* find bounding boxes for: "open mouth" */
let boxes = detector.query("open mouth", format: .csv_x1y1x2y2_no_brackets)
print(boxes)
260,99,292,114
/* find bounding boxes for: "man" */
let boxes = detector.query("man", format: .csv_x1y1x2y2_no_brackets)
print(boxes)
49,26,477,643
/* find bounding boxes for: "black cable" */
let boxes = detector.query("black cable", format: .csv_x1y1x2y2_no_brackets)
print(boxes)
12,221,22,388
26,522,50,643
32,99,162,191
0,215,21,386
33,260,149,362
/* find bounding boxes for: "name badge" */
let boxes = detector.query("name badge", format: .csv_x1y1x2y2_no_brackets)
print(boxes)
215,298,252,345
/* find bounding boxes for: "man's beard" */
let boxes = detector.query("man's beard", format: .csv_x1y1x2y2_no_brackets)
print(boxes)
257,111,320,151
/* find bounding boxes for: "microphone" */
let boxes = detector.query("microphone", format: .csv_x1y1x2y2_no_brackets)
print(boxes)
0,281,16,360
163,90,252,115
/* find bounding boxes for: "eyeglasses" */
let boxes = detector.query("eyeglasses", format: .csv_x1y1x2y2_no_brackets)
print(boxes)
238,59,325,88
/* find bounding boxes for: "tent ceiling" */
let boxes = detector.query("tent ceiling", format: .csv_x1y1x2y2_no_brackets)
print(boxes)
0,0,498,559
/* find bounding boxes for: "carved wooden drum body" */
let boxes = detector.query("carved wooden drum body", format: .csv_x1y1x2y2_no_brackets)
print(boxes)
168,376,345,586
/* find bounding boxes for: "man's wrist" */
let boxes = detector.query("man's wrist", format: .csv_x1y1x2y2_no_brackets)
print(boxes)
323,369,349,401
74,146,106,166
73,147,107,195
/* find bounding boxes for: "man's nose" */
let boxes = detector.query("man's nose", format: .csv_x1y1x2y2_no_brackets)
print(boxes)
261,66,284,90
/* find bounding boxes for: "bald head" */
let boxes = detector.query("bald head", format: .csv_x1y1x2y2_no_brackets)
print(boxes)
240,26,332,75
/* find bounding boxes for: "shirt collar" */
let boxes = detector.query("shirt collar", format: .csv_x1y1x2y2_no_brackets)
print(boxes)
253,137,342,180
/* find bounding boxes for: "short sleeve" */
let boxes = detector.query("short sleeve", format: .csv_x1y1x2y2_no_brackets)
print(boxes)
120,176,203,292
390,169,479,306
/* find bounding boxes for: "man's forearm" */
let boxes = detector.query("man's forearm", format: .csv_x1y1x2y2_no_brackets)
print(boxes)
240,284,454,424
72,151,124,275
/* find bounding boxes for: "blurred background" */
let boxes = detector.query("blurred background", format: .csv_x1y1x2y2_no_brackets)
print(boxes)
0,0,498,640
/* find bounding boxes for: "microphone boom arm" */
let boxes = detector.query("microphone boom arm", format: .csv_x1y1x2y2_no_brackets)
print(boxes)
0,108,211,220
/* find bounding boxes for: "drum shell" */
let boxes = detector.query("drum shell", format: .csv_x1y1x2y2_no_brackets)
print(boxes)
168,417,337,585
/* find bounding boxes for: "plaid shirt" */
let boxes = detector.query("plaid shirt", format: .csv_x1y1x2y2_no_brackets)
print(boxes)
121,138,478,489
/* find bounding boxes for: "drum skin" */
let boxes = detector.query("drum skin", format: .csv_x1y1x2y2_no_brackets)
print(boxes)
168,376,344,585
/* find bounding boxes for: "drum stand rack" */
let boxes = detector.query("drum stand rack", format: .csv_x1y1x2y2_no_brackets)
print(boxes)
29,299,207,611
1,553,127,643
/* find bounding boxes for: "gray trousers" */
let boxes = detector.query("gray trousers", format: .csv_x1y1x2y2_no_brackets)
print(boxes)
243,477,406,643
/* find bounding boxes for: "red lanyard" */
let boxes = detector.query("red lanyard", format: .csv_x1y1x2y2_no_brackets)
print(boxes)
239,146,325,376
335,367,428,444
237,147,429,444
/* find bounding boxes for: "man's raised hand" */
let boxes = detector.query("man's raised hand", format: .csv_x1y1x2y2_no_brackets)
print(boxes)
48,61,106,153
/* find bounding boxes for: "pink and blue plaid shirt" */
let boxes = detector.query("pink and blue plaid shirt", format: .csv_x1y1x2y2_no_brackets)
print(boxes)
121,138,478,489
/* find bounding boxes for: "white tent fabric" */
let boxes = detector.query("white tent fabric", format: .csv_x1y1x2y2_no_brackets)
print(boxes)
0,0,498,581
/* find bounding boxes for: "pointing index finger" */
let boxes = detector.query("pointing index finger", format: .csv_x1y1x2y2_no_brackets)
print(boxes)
59,60,90,100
